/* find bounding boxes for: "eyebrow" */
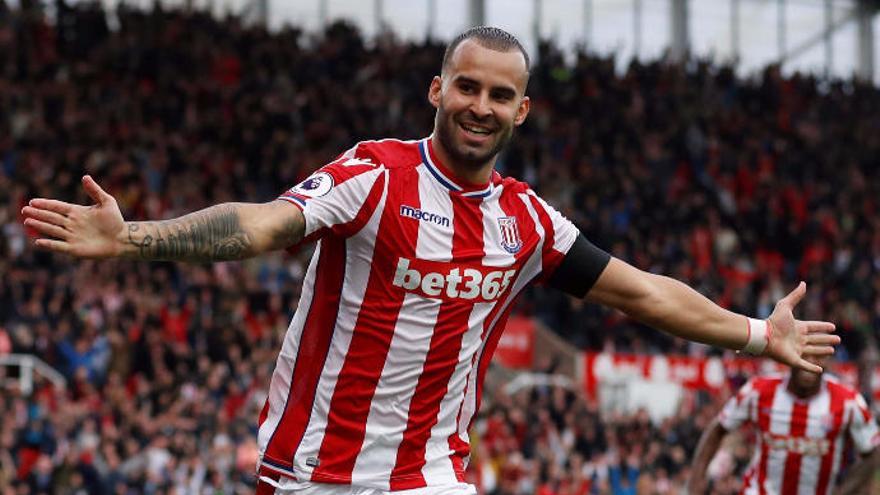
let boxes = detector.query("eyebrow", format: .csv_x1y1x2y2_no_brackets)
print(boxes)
456,76,518,98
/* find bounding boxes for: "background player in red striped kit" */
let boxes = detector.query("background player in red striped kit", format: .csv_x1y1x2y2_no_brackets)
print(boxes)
688,356,880,495
22,26,840,494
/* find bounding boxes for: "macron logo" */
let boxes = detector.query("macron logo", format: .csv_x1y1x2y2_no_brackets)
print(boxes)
399,205,450,228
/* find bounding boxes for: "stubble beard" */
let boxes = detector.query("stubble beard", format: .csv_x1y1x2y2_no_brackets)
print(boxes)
435,109,513,171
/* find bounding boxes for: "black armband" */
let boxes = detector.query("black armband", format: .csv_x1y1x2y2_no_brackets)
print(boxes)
547,234,611,298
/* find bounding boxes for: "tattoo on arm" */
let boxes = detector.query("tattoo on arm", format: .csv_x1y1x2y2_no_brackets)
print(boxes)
268,208,305,251
124,204,254,261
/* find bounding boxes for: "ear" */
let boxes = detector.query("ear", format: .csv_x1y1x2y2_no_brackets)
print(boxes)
428,76,442,109
514,96,530,126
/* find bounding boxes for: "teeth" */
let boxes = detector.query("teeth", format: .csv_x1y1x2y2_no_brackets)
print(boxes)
462,124,491,135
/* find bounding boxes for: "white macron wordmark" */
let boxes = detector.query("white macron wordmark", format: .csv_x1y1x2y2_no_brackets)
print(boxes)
399,205,450,227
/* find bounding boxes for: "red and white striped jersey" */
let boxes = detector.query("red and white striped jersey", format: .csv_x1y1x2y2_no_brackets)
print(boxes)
719,373,880,495
258,137,579,490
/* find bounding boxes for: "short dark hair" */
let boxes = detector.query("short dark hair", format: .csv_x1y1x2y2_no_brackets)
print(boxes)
442,26,530,73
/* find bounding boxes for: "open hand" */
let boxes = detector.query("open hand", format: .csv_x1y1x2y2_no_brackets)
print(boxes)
765,282,839,373
21,175,125,259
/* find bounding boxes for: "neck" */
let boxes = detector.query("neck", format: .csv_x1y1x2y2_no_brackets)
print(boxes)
787,378,821,399
429,135,495,185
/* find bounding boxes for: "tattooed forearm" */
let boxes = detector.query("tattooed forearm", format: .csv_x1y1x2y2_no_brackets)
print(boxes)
269,210,305,251
123,204,254,261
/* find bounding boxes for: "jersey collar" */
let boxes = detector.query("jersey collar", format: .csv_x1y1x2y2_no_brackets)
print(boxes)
419,137,495,199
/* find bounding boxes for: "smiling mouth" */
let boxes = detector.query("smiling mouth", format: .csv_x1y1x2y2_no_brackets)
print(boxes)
459,122,494,137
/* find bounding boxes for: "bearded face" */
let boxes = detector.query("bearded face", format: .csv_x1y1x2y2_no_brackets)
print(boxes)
434,91,516,170
429,39,530,172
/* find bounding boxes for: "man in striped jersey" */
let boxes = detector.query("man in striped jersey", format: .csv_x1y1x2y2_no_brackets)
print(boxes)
688,357,880,494
22,27,839,495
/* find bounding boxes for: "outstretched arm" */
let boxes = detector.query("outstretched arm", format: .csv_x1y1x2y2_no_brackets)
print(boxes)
586,258,839,372
121,201,303,261
687,419,729,495
22,175,304,262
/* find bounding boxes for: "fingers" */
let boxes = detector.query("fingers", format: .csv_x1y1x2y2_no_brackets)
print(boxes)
802,320,836,333
33,238,71,254
794,359,824,374
805,333,840,346
803,345,836,356
27,198,76,216
82,175,111,205
21,206,68,227
780,281,807,308
23,218,71,240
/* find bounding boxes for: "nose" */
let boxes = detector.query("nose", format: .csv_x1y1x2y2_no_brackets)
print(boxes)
469,91,492,119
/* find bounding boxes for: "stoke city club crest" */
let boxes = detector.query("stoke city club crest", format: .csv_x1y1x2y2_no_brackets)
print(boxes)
497,216,522,254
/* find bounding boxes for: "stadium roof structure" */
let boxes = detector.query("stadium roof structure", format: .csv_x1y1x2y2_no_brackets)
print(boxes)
30,0,880,84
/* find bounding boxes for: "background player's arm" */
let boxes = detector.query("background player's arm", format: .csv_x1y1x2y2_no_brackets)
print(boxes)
22,175,305,262
583,257,838,372
834,447,880,495
686,419,729,495
835,392,880,495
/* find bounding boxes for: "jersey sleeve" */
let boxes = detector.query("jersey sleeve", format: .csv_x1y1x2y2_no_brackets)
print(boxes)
278,153,385,242
848,393,880,454
526,192,594,286
718,379,758,431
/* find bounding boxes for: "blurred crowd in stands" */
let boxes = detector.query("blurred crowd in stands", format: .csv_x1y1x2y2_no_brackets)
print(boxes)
467,380,747,495
2,0,879,493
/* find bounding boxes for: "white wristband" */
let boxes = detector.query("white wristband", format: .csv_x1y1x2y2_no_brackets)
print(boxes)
741,317,770,355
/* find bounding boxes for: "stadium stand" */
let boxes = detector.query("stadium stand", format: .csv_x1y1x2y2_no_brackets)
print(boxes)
2,2,879,493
